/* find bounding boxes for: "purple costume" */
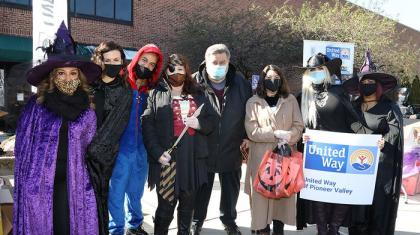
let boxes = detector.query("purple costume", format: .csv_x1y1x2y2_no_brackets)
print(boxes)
13,97,99,235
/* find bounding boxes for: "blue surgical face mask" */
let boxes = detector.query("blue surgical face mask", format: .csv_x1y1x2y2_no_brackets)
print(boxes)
308,70,326,84
207,64,228,81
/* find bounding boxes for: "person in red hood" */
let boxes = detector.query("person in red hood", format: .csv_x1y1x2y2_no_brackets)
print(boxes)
108,44,163,235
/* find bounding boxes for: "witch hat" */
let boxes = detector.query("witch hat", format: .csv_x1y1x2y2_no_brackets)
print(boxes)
343,49,397,95
27,21,101,86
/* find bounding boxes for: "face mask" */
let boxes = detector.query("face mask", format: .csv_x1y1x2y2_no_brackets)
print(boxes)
207,64,228,81
168,74,185,87
308,70,326,84
54,77,80,95
361,84,377,96
312,83,326,92
135,64,153,80
104,64,122,78
264,79,281,92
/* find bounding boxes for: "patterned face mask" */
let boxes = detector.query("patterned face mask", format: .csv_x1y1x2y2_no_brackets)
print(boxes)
54,77,81,95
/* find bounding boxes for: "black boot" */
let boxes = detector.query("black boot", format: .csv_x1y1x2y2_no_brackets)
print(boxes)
154,216,173,235
126,225,148,235
256,224,270,235
327,224,339,235
191,220,203,235
349,224,369,235
224,223,242,235
178,210,193,235
272,220,284,235
316,224,328,235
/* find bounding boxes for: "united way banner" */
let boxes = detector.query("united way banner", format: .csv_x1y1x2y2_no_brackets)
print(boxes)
303,40,355,79
300,129,381,205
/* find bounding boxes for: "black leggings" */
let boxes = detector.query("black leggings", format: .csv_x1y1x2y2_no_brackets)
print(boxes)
53,121,70,235
154,190,196,235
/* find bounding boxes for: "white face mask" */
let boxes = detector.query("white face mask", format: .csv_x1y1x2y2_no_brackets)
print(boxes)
206,64,228,82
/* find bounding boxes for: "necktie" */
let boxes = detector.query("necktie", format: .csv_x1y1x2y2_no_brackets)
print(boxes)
159,161,176,204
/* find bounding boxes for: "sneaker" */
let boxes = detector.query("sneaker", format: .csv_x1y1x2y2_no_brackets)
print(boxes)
126,225,148,235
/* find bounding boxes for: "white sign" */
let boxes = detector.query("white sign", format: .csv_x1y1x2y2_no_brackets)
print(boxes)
251,75,260,90
300,129,381,205
303,40,355,79
17,93,24,102
32,0,68,62
0,69,4,107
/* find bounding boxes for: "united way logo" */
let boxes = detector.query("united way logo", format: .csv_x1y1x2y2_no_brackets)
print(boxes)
349,149,374,171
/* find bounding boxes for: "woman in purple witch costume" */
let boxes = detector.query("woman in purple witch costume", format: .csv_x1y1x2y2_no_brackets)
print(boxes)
13,55,102,235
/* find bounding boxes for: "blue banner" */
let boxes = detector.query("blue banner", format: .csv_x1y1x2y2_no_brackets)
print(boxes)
305,140,377,174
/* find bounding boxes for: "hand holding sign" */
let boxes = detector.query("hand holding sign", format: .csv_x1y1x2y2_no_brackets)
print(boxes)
377,138,385,150
302,133,310,143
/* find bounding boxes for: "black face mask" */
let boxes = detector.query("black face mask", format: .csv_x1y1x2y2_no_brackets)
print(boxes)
264,79,281,92
135,64,153,80
361,84,377,96
312,83,326,92
104,64,122,78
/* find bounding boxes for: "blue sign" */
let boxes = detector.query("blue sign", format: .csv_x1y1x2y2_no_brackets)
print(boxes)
305,141,348,173
326,46,351,60
251,75,259,90
305,141,377,174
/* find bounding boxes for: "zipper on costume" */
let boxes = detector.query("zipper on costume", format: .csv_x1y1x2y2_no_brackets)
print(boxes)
135,92,141,144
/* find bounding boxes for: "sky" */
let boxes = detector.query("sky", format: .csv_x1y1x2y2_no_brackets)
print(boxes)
346,0,420,32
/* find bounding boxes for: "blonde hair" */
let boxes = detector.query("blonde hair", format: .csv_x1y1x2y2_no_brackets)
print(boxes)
301,66,333,128
36,68,91,104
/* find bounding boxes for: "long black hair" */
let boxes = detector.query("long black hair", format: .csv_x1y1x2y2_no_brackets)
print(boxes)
256,64,290,98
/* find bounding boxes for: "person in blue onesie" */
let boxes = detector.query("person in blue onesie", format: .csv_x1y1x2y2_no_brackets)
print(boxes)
108,44,163,235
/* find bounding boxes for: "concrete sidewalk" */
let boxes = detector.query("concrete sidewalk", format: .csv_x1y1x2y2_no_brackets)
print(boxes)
140,165,420,235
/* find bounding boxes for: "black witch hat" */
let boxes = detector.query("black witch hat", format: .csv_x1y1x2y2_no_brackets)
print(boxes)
343,49,397,95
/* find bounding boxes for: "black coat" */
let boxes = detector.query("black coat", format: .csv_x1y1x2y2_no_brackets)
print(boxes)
194,63,252,172
141,80,217,192
350,98,403,235
85,77,132,235
297,85,373,228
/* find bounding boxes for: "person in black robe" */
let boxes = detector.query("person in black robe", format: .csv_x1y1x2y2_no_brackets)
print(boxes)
345,70,403,235
86,41,132,235
142,54,217,235
299,53,370,235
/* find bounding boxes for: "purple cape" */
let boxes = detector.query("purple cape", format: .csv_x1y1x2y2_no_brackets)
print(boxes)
13,98,98,235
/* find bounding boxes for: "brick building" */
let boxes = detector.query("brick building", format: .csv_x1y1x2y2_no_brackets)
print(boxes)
0,0,419,130
0,0,300,57
0,0,300,129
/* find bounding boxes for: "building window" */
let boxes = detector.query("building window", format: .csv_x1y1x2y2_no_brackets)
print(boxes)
70,0,132,23
1,0,31,7
115,0,131,21
75,0,94,15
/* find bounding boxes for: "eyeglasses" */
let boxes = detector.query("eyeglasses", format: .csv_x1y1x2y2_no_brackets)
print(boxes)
266,76,280,80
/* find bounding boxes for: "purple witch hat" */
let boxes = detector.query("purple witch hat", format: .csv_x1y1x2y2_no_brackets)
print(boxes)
27,21,101,86
344,49,397,95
